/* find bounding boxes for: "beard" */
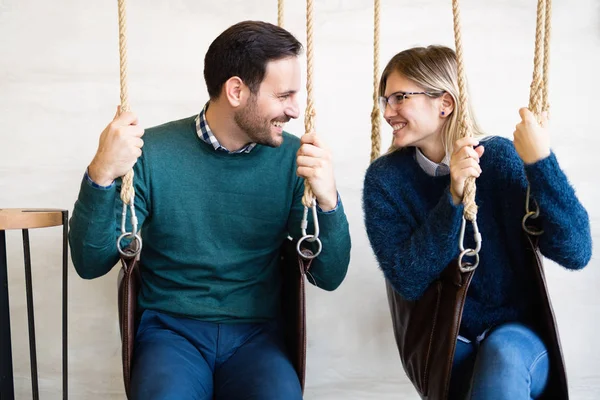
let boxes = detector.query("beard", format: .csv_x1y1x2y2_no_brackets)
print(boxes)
234,94,287,148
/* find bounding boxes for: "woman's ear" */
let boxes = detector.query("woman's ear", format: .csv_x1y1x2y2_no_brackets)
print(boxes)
440,92,455,117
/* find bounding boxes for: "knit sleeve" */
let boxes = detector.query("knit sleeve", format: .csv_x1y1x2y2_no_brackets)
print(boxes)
362,161,465,301
524,153,592,269
286,176,351,291
491,137,592,270
68,153,151,279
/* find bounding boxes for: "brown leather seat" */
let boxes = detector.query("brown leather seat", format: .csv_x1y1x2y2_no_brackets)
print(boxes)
117,239,313,399
386,235,568,399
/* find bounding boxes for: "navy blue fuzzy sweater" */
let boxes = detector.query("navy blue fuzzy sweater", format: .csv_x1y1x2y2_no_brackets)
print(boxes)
363,136,592,339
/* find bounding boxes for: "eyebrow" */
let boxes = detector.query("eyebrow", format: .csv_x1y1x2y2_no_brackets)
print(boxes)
277,90,297,96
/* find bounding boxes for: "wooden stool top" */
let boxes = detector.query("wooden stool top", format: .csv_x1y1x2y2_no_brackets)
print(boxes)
0,208,66,230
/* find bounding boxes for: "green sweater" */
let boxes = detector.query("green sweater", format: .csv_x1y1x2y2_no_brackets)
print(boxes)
69,116,351,322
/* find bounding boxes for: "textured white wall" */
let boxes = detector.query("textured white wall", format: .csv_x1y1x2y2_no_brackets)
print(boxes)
1,0,598,398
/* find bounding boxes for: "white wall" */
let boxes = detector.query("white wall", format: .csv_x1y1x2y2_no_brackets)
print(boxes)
1,0,598,398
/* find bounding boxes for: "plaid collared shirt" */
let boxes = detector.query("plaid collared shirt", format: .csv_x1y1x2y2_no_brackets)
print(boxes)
195,103,257,154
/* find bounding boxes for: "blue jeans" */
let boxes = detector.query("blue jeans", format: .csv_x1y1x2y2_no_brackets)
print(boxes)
449,322,550,400
130,310,302,400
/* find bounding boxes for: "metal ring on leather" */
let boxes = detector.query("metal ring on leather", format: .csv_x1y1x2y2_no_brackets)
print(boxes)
296,235,322,260
458,248,479,273
117,232,143,259
522,211,544,236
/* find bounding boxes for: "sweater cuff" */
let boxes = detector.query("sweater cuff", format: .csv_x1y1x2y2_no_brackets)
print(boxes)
78,172,118,220
437,187,466,241
84,167,115,190
523,152,558,182
441,187,464,217
523,152,562,202
316,192,341,215
316,196,347,233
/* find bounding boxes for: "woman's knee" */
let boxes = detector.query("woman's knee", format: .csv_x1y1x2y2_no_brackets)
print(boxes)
479,323,547,369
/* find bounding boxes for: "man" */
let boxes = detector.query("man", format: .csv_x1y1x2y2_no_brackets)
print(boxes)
69,20,351,399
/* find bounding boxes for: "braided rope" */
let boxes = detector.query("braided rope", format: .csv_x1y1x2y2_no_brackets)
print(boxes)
302,0,316,208
278,0,284,27
529,0,551,117
451,0,477,221
542,0,552,112
542,0,551,113
370,0,381,163
117,0,135,206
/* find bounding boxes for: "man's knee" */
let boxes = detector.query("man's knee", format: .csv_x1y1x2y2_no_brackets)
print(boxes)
242,376,302,400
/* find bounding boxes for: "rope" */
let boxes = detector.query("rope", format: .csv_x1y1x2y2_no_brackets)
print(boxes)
542,0,551,113
370,0,381,163
451,0,477,221
529,0,551,118
302,0,316,208
117,0,135,206
278,0,284,27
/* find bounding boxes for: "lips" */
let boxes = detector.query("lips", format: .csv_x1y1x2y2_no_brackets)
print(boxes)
388,119,408,132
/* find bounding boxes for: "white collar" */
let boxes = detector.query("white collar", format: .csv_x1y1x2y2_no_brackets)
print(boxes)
415,147,450,177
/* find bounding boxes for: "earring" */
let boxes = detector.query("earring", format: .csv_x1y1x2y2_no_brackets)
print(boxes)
441,111,445,116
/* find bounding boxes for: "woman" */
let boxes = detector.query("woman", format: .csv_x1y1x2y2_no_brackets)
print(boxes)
363,45,592,399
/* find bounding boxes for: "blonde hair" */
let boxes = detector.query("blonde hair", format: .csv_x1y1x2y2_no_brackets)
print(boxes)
379,45,483,156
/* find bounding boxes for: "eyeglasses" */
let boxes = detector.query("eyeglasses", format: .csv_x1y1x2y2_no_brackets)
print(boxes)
378,91,445,112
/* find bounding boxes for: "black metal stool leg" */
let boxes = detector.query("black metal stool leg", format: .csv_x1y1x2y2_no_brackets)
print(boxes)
0,230,15,399
22,229,39,400
62,211,68,400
